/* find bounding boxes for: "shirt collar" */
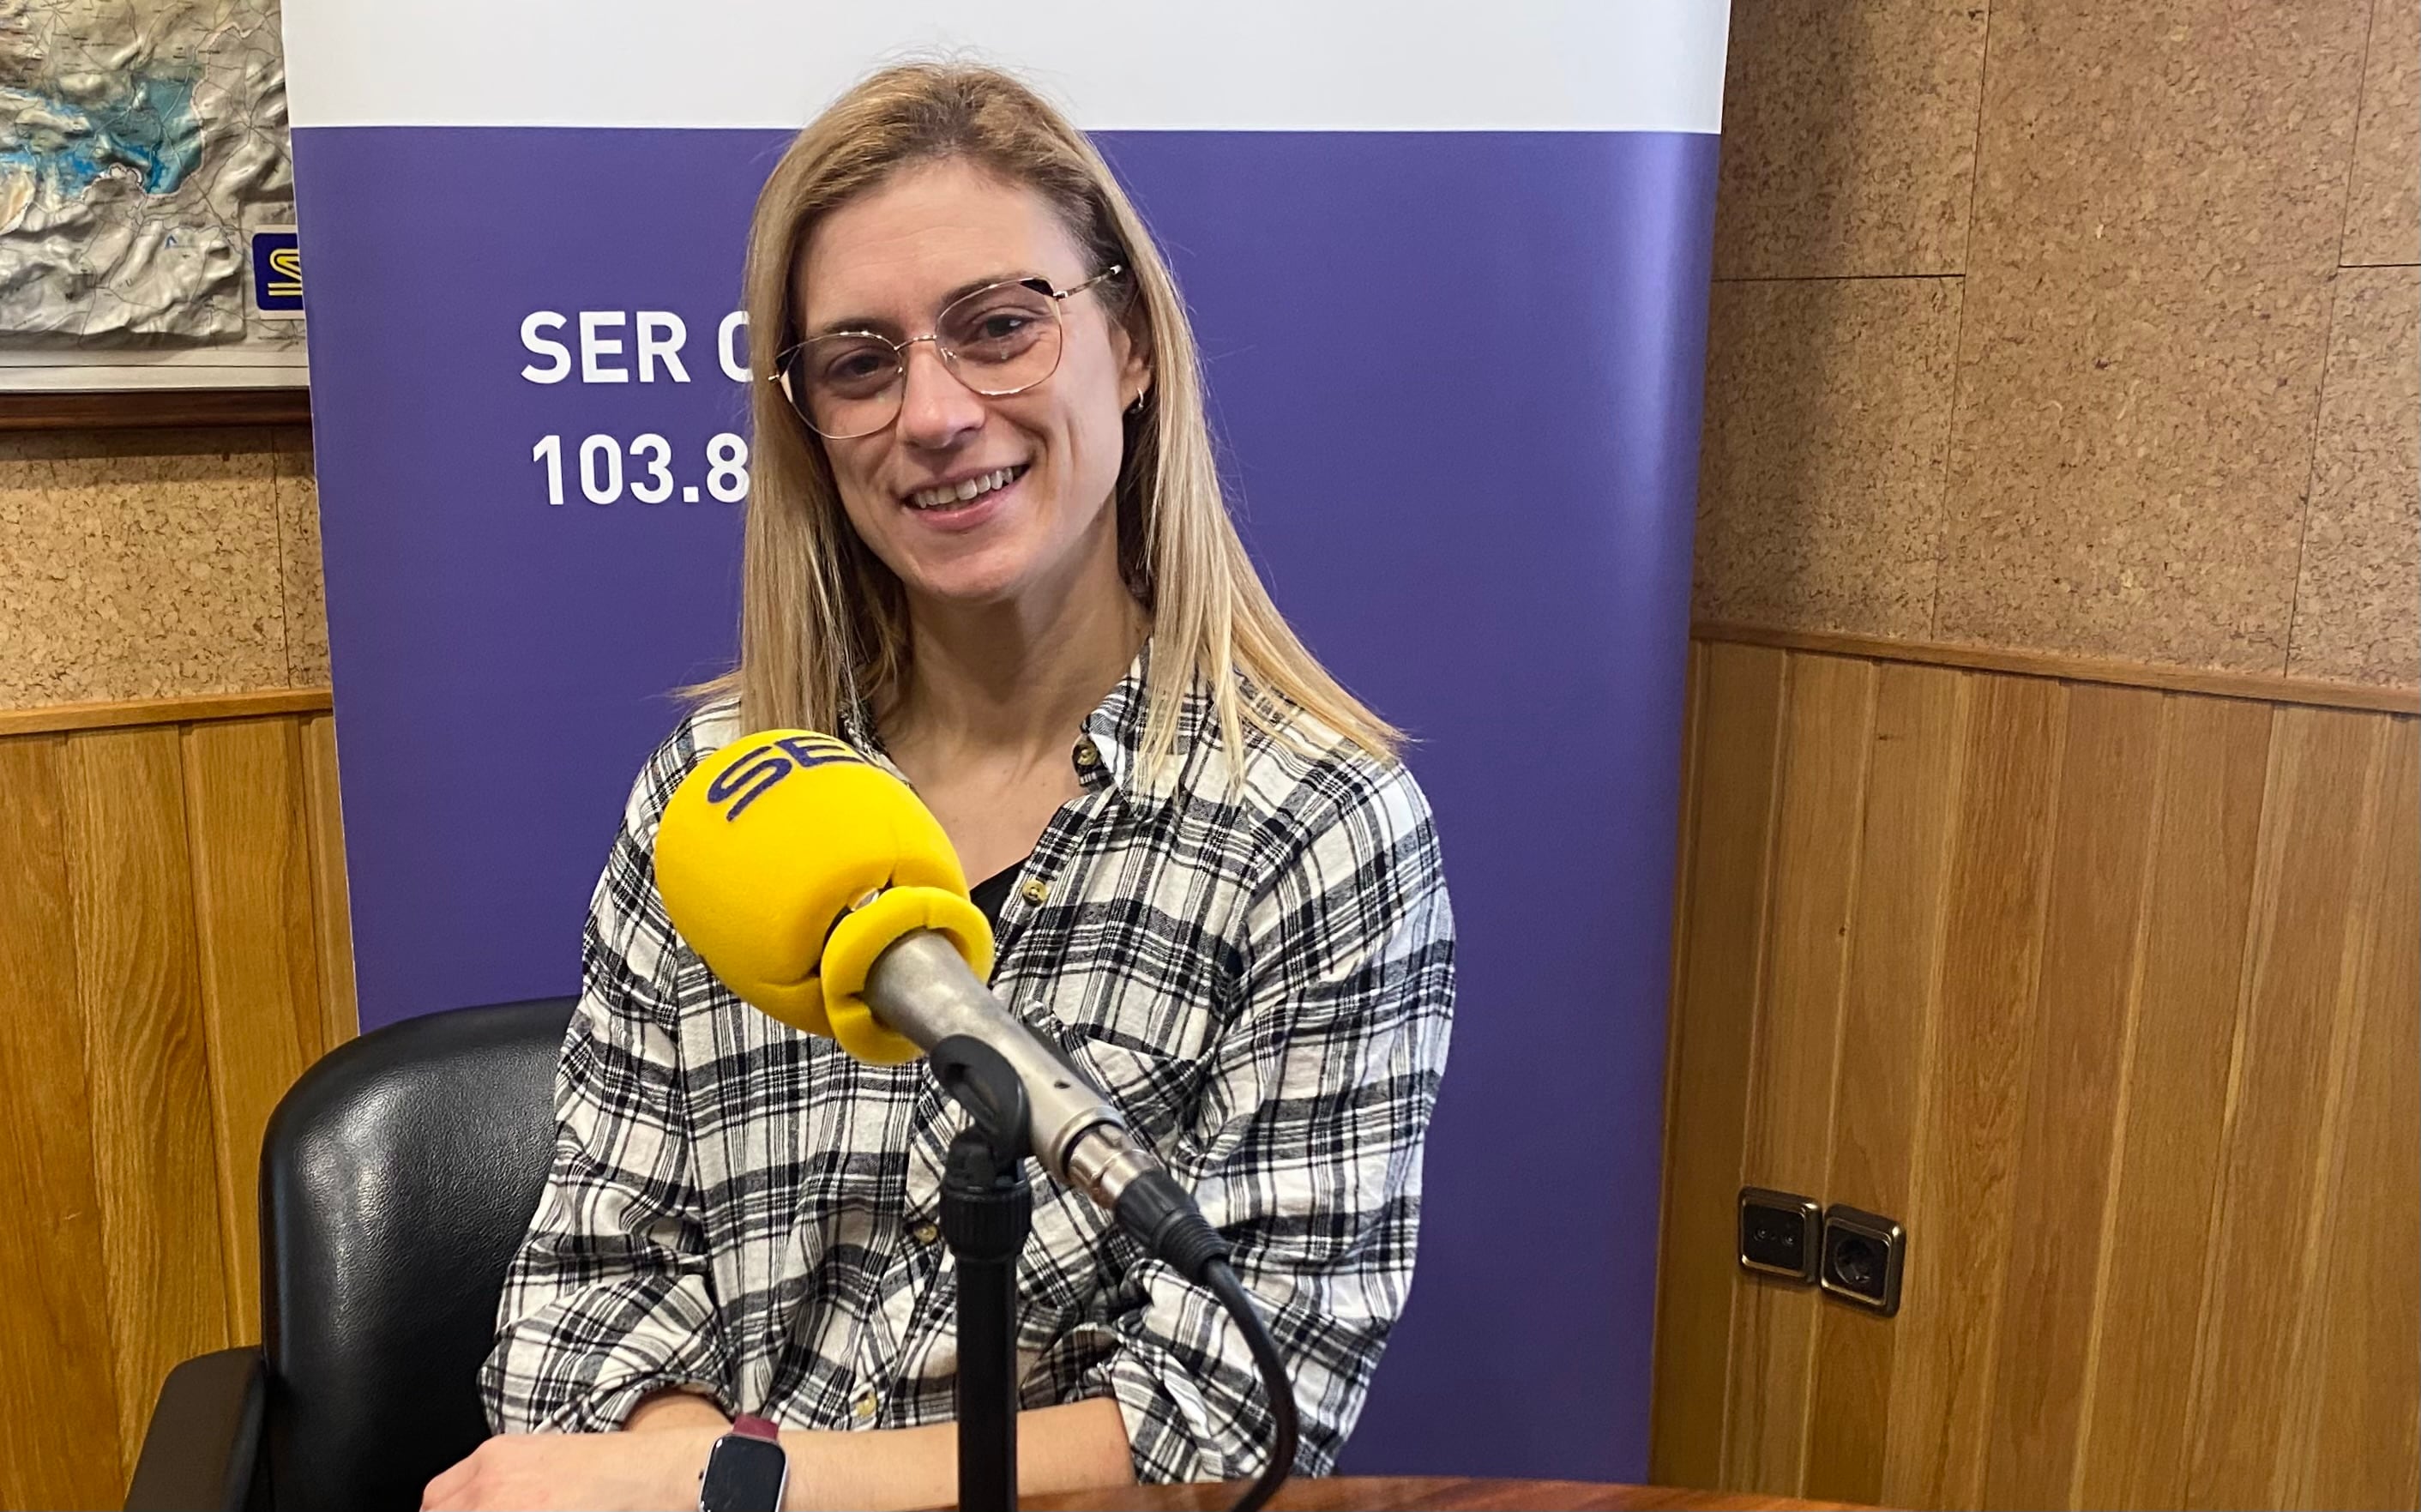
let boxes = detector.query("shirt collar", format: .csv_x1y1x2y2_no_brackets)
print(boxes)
1075,642,1154,799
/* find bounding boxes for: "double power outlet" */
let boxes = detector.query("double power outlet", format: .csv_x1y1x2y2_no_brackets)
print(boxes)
1737,1188,1906,1316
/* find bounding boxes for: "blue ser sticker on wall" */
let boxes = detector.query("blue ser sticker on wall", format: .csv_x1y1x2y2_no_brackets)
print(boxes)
250,226,304,318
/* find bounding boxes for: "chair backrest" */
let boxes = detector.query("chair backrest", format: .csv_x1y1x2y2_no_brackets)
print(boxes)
258,997,574,1511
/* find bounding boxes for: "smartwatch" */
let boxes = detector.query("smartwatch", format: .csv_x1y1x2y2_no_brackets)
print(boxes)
698,1413,788,1512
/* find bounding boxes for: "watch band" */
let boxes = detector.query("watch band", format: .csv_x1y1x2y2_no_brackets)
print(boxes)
731,1413,781,1442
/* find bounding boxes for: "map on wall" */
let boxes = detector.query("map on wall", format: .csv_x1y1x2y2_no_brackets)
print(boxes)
0,0,306,389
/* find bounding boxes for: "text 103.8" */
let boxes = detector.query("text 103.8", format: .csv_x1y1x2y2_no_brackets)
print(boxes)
532,432,750,505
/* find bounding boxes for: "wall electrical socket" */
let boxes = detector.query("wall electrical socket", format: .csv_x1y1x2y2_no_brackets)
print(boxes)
1819,1205,1906,1316
1737,1187,1821,1284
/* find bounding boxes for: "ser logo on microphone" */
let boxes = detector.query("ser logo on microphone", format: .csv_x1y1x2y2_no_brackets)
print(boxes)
707,734,864,821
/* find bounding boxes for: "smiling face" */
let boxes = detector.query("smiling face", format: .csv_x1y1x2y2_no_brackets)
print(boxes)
794,158,1149,617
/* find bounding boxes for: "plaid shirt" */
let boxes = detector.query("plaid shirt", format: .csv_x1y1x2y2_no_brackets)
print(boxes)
481,652,1456,1483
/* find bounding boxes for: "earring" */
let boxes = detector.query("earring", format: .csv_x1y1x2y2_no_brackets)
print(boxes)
1126,393,1147,416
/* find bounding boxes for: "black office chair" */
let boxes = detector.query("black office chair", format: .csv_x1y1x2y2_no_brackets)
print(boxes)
125,997,576,1512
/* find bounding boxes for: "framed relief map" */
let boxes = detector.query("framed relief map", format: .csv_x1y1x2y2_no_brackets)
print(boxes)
0,0,308,423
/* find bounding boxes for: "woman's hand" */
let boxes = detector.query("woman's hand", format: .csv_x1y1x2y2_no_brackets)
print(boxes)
420,1425,722,1511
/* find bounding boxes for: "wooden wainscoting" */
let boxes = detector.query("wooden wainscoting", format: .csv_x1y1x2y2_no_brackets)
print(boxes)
0,691,354,1509
1652,633,2419,1510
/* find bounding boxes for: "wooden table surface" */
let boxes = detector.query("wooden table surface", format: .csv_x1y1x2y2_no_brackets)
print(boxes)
1021,1477,1858,1509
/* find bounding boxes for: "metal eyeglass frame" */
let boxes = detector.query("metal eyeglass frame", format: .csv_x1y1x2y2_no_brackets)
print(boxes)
773,265,1128,439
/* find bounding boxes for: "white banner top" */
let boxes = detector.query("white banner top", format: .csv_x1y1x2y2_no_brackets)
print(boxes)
281,0,1730,133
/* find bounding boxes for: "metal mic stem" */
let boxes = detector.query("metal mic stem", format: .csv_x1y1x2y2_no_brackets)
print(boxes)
863,931,1148,1194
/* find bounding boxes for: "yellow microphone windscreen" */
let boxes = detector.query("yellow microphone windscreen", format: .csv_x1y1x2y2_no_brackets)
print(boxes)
654,732,992,1062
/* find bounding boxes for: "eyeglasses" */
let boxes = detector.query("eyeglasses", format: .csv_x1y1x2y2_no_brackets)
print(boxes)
774,266,1127,440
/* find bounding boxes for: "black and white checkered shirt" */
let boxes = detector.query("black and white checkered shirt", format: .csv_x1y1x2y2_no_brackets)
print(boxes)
480,651,1456,1483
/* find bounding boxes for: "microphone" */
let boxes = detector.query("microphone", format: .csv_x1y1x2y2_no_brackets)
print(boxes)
652,730,1224,1282
656,729,1301,1512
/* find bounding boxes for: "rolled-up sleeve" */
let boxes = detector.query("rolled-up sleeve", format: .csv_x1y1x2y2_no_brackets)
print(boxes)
1094,762,1456,1483
479,754,735,1433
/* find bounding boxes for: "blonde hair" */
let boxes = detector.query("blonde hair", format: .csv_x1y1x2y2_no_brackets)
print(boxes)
696,60,1400,771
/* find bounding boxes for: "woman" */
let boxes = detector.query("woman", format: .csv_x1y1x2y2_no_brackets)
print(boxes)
427,62,1454,1512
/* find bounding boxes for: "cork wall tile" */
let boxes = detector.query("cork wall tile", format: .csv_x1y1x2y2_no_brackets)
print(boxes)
1934,262,2336,672
2343,0,2421,267
1713,0,1990,278
1694,276,1962,636
0,430,288,709
2289,268,2420,684
1967,0,2373,279
272,428,329,686
0,439,52,691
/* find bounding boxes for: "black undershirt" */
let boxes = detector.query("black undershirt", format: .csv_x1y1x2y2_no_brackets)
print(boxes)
967,858,1027,933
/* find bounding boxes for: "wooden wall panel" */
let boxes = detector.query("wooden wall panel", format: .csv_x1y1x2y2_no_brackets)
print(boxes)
1980,686,2164,1509
0,737,129,1510
61,726,234,1488
2283,719,2421,1509
1654,637,2419,1512
184,717,325,1341
1650,642,1788,1489
2070,693,2274,1509
2185,709,2390,1507
1883,676,2063,1510
1725,654,1876,1495
300,712,359,1053
0,701,358,1509
1802,663,1967,1505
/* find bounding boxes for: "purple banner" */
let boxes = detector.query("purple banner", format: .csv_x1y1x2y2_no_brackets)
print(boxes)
292,123,1716,1479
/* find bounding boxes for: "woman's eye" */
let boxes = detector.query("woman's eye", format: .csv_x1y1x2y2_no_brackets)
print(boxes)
822,349,892,385
949,304,1044,352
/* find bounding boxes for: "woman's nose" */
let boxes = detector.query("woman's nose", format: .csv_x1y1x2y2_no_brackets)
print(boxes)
894,340,986,447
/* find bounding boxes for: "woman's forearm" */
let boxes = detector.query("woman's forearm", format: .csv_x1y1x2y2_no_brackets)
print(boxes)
617,1389,1134,1511
778,1396,1134,1511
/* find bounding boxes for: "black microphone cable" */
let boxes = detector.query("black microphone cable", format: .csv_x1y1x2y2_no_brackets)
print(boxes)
1112,1170,1300,1512
1201,1256,1299,1512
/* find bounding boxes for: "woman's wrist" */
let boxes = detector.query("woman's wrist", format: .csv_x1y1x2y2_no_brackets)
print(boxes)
659,1425,728,1510
624,1392,738,1511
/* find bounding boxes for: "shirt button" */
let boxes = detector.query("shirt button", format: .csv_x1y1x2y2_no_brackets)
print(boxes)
850,1386,877,1422
1073,738,1100,769
912,1222,940,1245
1020,878,1051,906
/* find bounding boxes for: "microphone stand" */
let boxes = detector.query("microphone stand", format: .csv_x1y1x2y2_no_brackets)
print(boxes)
929,1036,1033,1512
